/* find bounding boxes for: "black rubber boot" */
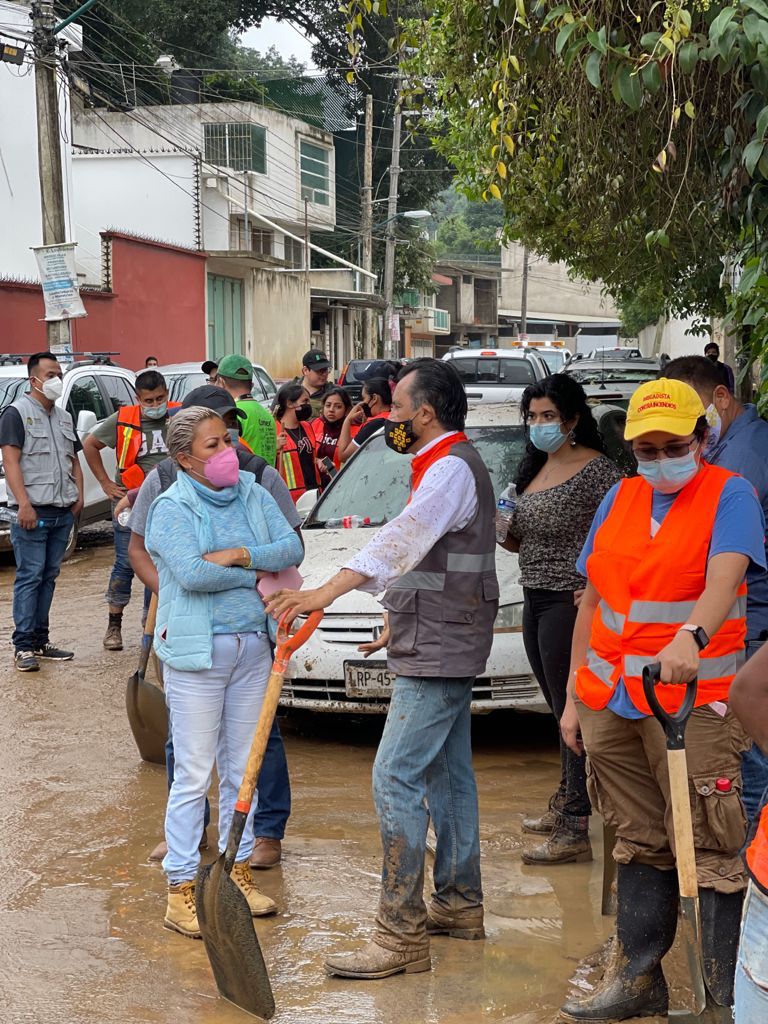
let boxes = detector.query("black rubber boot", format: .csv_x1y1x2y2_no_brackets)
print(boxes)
559,863,678,1022
699,887,744,1007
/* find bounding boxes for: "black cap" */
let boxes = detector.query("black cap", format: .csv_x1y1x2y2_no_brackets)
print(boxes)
182,385,246,420
201,360,218,375
302,349,331,370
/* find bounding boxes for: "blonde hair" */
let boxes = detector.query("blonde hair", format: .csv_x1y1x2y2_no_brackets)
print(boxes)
167,407,223,466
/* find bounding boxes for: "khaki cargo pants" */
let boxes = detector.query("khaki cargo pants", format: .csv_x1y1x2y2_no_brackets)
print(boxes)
578,700,750,894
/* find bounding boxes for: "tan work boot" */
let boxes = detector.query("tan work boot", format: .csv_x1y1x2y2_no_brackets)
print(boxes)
426,902,485,940
231,861,277,917
325,939,431,979
521,813,592,865
164,880,201,939
250,837,281,869
103,615,123,651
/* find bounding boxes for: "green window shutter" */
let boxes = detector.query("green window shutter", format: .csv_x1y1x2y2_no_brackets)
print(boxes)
250,125,266,173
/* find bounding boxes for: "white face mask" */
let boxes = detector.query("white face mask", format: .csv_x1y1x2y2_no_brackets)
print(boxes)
703,403,722,460
35,376,63,401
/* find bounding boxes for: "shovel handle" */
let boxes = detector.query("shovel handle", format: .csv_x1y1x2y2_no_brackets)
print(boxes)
642,662,697,751
137,593,158,678
274,610,323,666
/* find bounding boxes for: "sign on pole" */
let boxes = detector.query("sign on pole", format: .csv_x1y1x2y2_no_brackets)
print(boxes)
32,242,87,321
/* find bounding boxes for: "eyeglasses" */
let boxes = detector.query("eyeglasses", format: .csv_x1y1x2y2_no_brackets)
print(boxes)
633,439,697,462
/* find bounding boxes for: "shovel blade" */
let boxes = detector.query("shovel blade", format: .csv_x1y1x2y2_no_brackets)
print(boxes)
678,895,708,1015
196,857,275,1021
125,673,168,765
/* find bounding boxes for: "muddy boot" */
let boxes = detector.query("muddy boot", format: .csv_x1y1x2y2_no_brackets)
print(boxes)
103,613,123,651
325,939,431,979
700,887,744,1006
559,862,678,1022
164,880,201,939
522,792,564,835
231,861,277,917
426,901,485,940
250,837,281,869
521,812,592,865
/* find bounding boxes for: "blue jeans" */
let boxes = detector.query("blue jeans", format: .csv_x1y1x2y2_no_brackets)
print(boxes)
164,717,291,839
372,675,482,949
107,513,133,608
734,882,768,1022
741,639,768,825
162,632,272,884
11,511,73,652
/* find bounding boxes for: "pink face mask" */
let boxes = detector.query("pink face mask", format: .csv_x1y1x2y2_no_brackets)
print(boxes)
190,446,240,487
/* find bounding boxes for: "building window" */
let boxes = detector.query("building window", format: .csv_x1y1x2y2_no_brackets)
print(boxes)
300,140,330,206
229,217,273,255
204,122,266,174
284,236,305,269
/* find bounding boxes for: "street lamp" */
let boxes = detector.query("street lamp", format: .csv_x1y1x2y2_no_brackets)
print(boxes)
382,211,431,359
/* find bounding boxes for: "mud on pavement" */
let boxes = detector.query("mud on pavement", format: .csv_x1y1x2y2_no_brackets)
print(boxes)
0,530,683,1024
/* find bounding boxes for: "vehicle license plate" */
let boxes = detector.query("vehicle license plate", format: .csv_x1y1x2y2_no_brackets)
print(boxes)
344,661,395,698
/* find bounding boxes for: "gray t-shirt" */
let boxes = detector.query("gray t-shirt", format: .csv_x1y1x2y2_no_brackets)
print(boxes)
130,461,301,538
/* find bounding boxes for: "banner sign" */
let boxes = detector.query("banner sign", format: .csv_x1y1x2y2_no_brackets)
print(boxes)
32,243,87,322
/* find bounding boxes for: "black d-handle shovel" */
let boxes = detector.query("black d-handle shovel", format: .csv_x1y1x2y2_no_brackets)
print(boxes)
642,663,730,1023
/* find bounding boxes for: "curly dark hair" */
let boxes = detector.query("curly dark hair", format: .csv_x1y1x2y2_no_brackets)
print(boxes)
515,375,606,493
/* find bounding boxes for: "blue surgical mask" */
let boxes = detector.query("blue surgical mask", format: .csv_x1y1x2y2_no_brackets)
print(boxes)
702,404,722,460
142,403,168,420
529,422,568,454
636,448,700,494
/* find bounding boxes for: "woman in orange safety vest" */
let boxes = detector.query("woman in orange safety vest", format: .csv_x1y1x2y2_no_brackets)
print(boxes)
274,382,321,503
557,378,765,1024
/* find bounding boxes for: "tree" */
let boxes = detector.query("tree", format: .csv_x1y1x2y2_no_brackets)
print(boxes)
434,186,505,260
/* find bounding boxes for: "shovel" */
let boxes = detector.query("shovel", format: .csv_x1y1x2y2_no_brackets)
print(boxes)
642,663,730,1023
126,593,168,765
196,611,323,1021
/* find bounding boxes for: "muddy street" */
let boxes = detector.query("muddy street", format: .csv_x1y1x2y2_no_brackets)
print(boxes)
1,532,652,1024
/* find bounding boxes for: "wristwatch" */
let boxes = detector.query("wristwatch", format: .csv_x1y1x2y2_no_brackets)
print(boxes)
678,624,710,651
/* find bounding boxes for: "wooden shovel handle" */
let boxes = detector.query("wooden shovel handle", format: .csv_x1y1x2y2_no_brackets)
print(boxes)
137,593,158,678
234,668,285,813
667,747,699,899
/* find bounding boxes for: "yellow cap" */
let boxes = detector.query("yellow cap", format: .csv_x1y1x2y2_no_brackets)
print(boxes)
625,378,705,440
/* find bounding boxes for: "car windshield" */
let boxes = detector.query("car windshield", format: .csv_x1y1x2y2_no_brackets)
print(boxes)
164,372,207,403
537,350,565,373
452,358,536,386
567,365,658,385
305,426,527,528
343,360,375,384
0,375,29,409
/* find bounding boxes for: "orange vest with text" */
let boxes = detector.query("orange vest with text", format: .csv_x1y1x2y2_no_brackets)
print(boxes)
746,804,768,895
116,403,179,489
275,420,320,502
576,463,747,715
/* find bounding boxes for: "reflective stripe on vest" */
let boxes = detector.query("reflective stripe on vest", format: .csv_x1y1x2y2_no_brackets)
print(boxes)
390,570,446,591
586,647,615,688
599,600,625,635
624,651,745,682
627,596,746,625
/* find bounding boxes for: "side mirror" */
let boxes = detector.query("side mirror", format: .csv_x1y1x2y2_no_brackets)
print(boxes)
76,409,98,435
296,489,319,520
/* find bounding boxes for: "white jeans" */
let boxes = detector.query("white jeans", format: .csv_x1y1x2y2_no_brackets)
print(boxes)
162,632,272,884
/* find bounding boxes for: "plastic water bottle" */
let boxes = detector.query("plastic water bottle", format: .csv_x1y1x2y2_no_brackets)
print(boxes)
326,515,372,528
117,508,132,528
495,483,518,543
0,507,44,528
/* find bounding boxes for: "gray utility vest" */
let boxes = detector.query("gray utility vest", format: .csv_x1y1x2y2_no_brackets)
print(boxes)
382,441,499,679
6,394,79,509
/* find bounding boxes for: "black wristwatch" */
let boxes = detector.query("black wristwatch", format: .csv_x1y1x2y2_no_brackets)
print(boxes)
679,624,710,651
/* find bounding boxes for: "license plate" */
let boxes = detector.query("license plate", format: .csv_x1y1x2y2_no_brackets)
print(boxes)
344,661,395,698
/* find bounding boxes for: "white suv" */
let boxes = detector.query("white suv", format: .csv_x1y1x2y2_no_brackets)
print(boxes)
0,355,136,558
442,348,548,404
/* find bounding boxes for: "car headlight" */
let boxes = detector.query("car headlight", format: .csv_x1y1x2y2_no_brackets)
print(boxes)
494,602,523,632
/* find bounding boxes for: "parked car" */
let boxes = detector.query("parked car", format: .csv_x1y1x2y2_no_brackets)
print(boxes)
0,355,136,557
565,358,659,409
529,346,572,374
442,348,548,404
585,346,644,360
157,361,277,408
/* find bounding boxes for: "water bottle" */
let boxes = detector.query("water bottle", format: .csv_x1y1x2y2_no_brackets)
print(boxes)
326,515,372,528
117,508,132,528
0,507,44,528
495,483,518,543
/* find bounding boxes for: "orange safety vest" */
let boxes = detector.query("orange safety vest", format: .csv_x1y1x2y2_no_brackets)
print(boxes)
576,462,747,715
746,803,768,894
116,403,179,489
276,420,320,502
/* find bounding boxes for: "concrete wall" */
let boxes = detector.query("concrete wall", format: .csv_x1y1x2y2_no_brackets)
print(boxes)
250,269,310,378
500,242,619,321
638,315,712,360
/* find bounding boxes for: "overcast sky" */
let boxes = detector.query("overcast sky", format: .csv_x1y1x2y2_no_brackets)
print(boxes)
240,18,316,69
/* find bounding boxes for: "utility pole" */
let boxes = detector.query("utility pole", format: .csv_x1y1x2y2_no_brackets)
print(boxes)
32,0,70,354
304,197,310,282
382,78,402,361
520,246,529,338
361,93,374,358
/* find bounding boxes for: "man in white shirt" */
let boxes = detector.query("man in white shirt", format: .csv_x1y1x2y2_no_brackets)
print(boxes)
268,359,499,980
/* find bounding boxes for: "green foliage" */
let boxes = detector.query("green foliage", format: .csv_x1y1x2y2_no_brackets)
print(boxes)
433,187,505,259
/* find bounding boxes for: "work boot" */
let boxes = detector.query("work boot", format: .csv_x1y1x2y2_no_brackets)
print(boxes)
163,880,201,939
34,643,74,661
250,837,282,869
700,887,744,1006
14,651,39,672
103,613,123,651
522,812,592,865
325,939,431,979
522,791,564,835
559,862,678,1022
426,901,485,940
231,861,277,917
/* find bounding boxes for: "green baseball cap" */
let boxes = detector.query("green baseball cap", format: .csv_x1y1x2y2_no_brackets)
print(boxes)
217,354,253,381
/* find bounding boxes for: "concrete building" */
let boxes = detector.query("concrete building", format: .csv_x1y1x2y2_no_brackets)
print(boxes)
396,282,451,358
433,262,501,354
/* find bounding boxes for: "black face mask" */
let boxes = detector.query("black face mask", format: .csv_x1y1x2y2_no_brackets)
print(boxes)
384,419,417,454
295,403,313,422
361,402,372,418
706,352,718,363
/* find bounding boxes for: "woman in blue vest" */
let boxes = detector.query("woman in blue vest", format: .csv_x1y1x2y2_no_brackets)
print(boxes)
145,406,303,939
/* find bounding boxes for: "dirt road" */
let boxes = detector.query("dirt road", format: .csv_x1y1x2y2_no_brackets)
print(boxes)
0,531,665,1024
